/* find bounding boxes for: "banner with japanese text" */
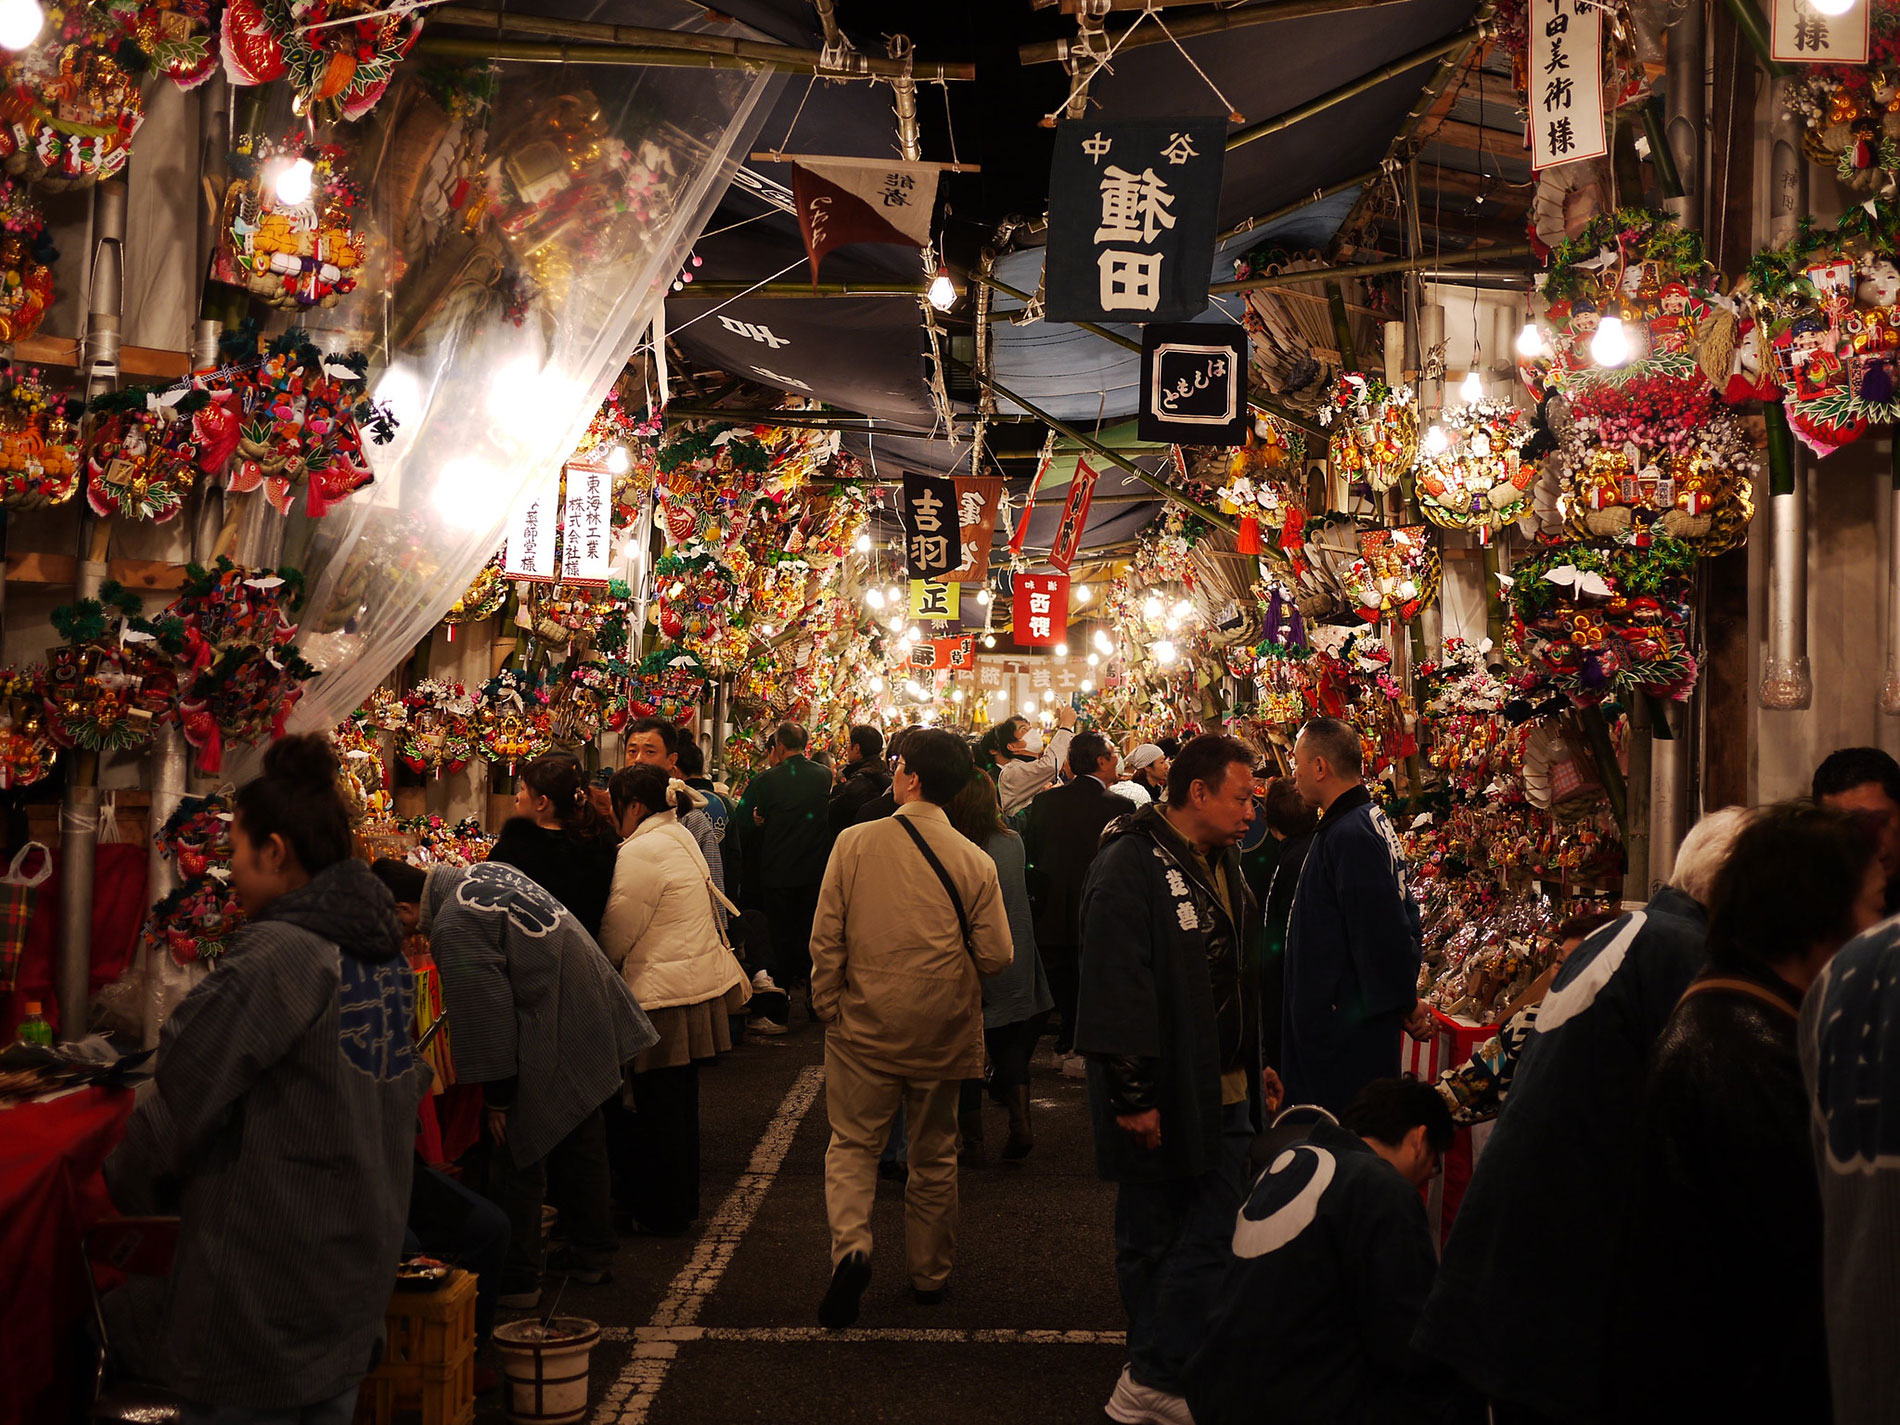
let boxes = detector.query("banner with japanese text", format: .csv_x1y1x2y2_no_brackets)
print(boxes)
902,471,962,581
1529,0,1608,171
1770,0,1868,63
1138,323,1250,445
1050,457,1102,573
1046,117,1226,324
793,159,941,279
502,469,562,583
946,475,1004,583
559,462,614,587
1013,574,1070,647
906,634,974,670
910,579,961,620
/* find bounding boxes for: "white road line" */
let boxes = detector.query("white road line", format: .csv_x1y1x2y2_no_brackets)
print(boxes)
591,1064,825,1425
599,1325,1126,1346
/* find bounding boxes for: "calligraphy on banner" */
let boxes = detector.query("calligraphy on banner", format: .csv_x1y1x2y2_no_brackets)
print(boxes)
910,579,961,620
792,159,942,280
1529,0,1608,171
503,469,561,583
1013,574,1070,647
1138,323,1250,445
902,471,962,581
1046,118,1226,324
908,634,975,670
945,475,1004,583
1771,0,1869,62
560,462,613,587
1053,663,1083,693
1050,457,1102,573
976,660,1004,690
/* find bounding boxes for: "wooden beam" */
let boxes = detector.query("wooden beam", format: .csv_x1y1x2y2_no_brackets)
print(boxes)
1418,116,1527,155
10,336,190,380
6,553,191,591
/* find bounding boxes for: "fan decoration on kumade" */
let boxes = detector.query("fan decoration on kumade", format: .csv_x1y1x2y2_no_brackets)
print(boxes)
1525,211,1758,554
1505,537,1699,707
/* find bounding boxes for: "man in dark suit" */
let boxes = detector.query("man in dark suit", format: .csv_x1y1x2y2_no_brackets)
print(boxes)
1023,730,1128,1074
734,721,835,1009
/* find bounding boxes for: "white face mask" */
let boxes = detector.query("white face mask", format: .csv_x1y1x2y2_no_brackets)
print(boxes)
1018,731,1043,757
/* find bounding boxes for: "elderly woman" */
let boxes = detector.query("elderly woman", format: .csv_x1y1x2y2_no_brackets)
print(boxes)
599,763,750,1235
372,856,654,1310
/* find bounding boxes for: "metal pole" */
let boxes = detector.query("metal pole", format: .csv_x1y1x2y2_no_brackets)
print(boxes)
1210,244,1534,296
141,727,187,1048
56,176,127,1041
1762,75,1812,710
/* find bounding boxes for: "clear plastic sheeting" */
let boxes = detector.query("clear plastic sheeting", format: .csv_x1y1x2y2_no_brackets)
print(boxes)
272,16,780,736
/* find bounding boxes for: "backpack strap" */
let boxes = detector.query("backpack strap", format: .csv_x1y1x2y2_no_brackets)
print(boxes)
1677,975,1798,1020
896,816,976,962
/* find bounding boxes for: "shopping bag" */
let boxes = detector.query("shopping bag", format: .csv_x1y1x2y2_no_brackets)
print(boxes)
0,842,52,990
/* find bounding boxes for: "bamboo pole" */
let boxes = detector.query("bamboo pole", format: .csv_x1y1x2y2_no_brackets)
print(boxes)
1018,0,1413,66
423,7,975,79
1217,169,1383,245
1226,28,1482,152
1210,244,1535,295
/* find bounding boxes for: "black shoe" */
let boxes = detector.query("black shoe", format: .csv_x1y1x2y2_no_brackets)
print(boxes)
545,1249,613,1285
818,1251,871,1329
911,1283,947,1306
877,1159,910,1183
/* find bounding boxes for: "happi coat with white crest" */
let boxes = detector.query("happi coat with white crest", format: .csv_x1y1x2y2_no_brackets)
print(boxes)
422,860,655,1167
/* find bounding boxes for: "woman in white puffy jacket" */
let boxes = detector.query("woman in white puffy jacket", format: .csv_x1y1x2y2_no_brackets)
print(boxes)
599,763,749,1234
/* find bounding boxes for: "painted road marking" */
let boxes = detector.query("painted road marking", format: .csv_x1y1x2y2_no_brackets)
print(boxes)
592,1064,826,1424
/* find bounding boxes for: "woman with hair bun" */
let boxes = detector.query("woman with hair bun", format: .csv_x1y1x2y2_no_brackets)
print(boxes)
598,762,750,1234
487,750,620,940
104,734,430,1423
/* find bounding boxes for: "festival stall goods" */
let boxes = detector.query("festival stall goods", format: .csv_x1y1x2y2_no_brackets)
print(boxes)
145,792,242,965
214,136,366,310
1745,200,1900,456
158,560,316,773
1780,9,1900,189
1205,419,1307,555
331,709,391,827
0,18,144,186
1417,399,1538,540
0,176,54,344
397,814,492,867
83,397,197,524
1322,373,1419,496
44,586,174,753
220,0,426,121
444,553,507,630
624,649,710,725
0,666,54,790
1505,536,1700,706
0,366,82,510
476,667,549,775
397,678,477,776
97,0,218,88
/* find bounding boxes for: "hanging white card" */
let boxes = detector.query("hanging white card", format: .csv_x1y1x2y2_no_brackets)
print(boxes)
1529,0,1608,172
559,462,614,588
1771,0,1870,64
503,469,561,583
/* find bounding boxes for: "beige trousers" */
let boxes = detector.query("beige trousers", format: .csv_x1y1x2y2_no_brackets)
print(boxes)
823,1032,962,1290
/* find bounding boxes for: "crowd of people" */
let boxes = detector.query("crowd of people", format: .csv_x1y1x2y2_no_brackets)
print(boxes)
87,713,1900,1425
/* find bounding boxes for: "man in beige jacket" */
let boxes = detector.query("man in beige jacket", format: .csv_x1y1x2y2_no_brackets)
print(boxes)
810,727,1013,1328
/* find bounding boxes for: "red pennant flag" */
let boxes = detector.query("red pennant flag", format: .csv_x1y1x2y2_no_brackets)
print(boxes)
1237,515,1263,554
1008,446,1055,556
1049,457,1101,573
792,160,941,283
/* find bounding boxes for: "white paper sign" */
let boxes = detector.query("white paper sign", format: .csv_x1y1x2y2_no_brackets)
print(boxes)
502,469,561,583
1529,0,1608,172
559,462,613,588
1772,0,1869,64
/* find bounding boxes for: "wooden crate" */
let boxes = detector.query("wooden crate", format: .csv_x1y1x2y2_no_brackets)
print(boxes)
353,1270,477,1425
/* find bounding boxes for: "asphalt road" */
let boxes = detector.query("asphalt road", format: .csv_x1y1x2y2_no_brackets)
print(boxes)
477,1010,1128,1425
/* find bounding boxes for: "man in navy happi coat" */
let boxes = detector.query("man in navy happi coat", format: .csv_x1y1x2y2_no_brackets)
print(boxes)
1282,717,1427,1114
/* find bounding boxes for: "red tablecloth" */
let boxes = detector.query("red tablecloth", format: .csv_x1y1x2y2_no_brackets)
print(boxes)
1402,1010,1498,1247
0,1086,135,1425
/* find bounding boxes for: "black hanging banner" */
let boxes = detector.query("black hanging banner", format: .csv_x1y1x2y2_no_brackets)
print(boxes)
1045,117,1227,325
902,471,962,581
1138,323,1251,446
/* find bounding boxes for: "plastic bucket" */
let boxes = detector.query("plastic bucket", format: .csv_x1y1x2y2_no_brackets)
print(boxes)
491,1316,600,1424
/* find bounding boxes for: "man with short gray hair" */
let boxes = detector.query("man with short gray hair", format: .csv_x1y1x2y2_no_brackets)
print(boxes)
1283,717,1428,1114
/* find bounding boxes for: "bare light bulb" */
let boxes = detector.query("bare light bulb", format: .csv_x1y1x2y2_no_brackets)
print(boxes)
865,588,886,610
605,444,632,475
869,676,885,694
1811,0,1853,15
952,689,965,703
976,588,992,606
273,156,316,206
854,532,872,553
927,268,957,312
1152,640,1177,666
1055,642,1069,657
1074,585,1091,605
1093,629,1113,654
1142,595,1164,620
1087,652,1100,667
1171,599,1193,621
1590,315,1632,368
0,0,43,50
907,625,922,641
1460,369,1483,403
1423,424,1450,456
888,615,905,632
1515,322,1544,358
1081,680,1094,693
983,634,996,648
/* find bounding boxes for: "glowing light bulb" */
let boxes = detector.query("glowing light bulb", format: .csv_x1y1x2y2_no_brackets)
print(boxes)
1021,704,1039,718
1590,315,1631,368
927,268,957,312
1093,629,1113,654
906,680,923,698
1153,640,1177,666
1811,0,1853,14
869,676,885,694
605,444,632,475
976,588,992,606
1171,599,1193,621
888,615,905,633
886,586,903,605
866,588,886,610
1515,322,1544,358
1423,424,1449,456
854,532,872,553
273,156,316,206
1087,653,1100,667
1043,690,1055,703
907,625,922,641
1460,369,1483,403
983,634,996,648
952,689,965,703
1074,585,1091,605
1081,680,1094,693
0,0,44,50
1142,595,1164,620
